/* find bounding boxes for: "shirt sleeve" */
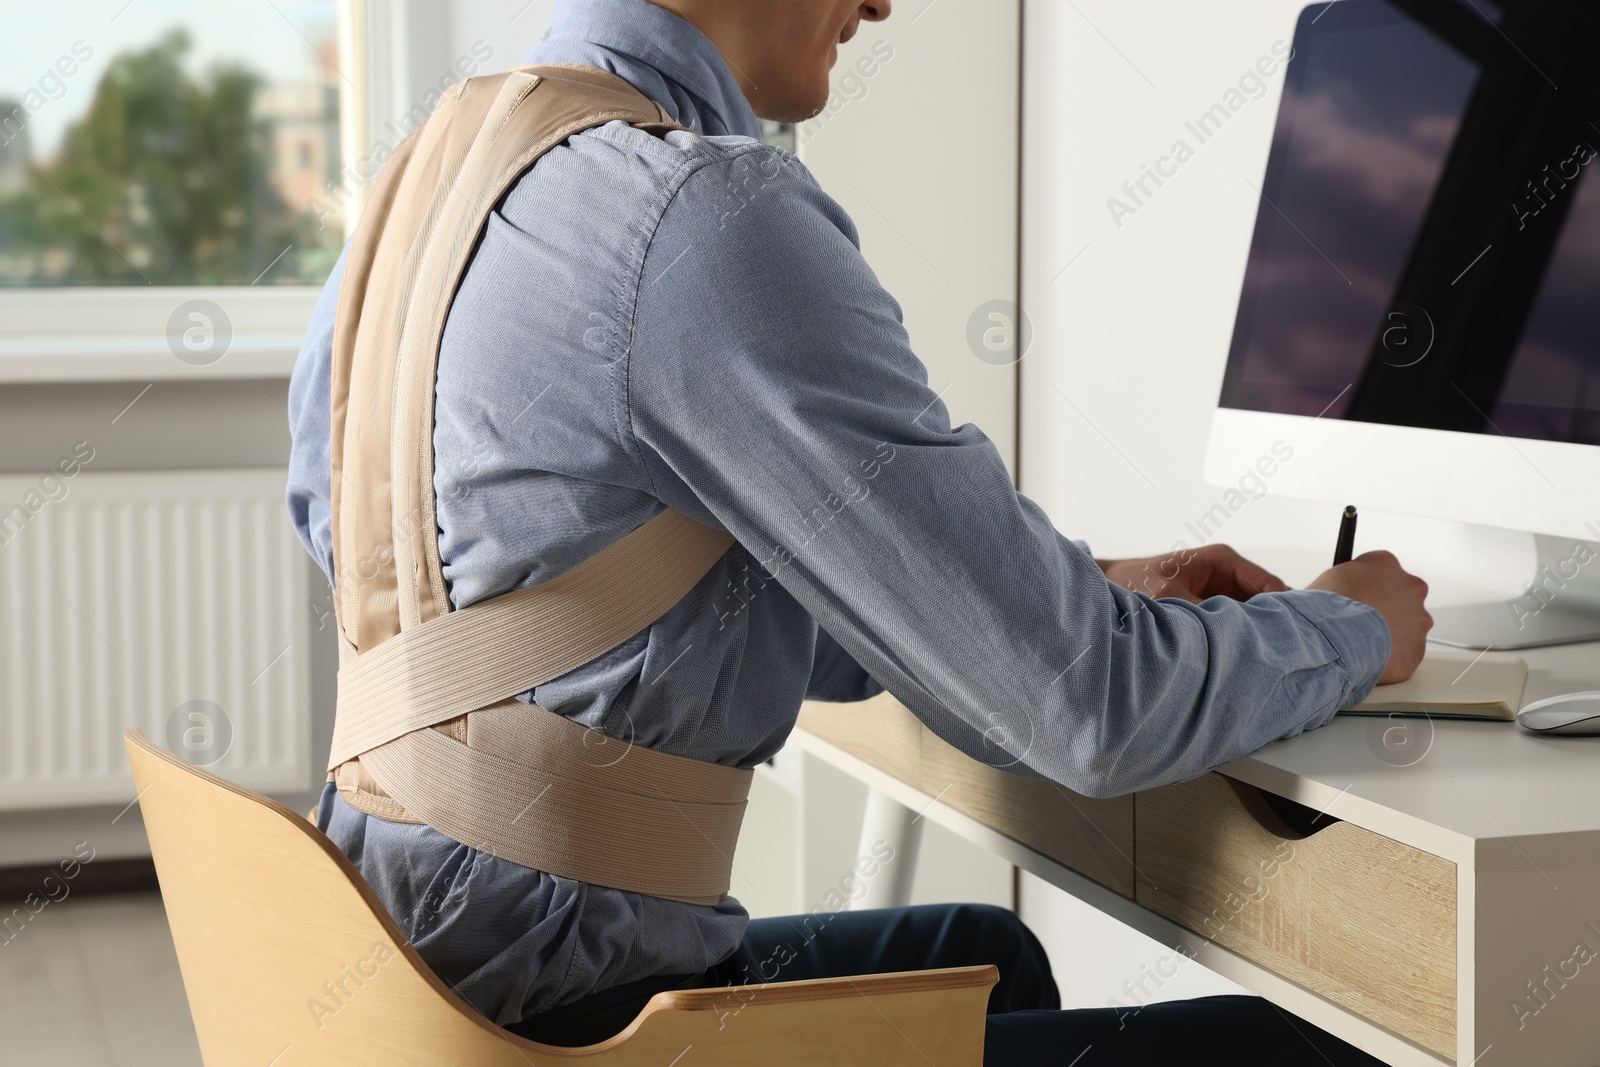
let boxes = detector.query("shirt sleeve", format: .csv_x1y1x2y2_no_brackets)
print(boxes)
285,240,350,589
624,144,1390,799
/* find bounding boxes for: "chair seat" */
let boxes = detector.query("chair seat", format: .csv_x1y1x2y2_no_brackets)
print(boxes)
123,729,996,1065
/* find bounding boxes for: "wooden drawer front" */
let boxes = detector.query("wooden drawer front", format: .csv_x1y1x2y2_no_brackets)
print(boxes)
796,697,1135,897
919,729,1134,898
1136,773,1456,1059
796,694,924,789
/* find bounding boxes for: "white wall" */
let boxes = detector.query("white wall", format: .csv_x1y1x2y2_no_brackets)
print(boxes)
448,0,556,74
1022,0,1327,551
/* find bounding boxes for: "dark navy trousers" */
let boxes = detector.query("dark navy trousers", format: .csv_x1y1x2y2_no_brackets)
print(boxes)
518,903,1389,1065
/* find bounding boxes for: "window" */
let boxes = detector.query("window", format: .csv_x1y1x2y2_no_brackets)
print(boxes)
0,0,344,288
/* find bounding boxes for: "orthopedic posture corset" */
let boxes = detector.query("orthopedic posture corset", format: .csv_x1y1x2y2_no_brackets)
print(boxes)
326,65,749,906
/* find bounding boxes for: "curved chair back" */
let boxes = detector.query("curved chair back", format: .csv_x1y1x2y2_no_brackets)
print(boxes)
124,729,995,1065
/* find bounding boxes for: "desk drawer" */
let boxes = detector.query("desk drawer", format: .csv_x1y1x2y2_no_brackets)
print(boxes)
920,731,1134,898
797,697,1134,898
1136,773,1456,1059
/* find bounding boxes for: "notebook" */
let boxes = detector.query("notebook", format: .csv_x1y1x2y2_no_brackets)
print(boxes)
1339,646,1529,721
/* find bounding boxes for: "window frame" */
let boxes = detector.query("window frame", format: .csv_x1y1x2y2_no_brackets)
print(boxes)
0,0,396,385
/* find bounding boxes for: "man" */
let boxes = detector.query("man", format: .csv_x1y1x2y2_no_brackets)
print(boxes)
287,0,1428,1061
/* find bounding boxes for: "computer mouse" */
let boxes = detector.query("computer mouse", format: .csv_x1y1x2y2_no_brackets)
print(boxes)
1516,691,1600,736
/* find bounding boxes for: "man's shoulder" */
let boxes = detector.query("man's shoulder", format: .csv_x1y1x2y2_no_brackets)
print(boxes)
495,122,836,270
568,123,808,211
591,127,852,249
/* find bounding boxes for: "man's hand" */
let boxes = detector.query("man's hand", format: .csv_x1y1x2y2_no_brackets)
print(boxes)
1096,544,1290,604
1308,550,1432,684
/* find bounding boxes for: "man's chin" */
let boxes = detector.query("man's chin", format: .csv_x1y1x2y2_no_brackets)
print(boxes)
759,83,832,126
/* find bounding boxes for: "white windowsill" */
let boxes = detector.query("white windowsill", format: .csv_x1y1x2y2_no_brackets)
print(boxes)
0,286,319,383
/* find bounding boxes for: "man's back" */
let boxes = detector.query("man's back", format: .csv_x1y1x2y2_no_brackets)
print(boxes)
287,0,1390,1031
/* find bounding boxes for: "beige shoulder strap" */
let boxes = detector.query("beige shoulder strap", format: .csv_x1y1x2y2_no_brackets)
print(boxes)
326,65,747,905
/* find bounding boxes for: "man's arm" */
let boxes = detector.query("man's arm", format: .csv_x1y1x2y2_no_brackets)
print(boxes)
623,144,1392,799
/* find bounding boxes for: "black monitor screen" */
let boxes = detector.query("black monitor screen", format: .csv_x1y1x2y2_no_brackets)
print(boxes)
1218,0,1600,446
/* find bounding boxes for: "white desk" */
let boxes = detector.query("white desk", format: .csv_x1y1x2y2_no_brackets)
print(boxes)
792,637,1600,1066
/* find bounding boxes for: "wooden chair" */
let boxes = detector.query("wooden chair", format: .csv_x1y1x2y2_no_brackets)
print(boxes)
124,729,996,1065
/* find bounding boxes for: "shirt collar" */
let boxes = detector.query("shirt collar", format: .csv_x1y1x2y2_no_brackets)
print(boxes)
525,0,762,139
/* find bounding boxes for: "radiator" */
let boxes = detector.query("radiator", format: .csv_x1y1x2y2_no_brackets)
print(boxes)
0,468,314,810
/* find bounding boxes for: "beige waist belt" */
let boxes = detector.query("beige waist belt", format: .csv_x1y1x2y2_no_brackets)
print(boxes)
325,64,745,906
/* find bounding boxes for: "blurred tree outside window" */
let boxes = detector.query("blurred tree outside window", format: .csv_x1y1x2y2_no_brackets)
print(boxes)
0,1,343,287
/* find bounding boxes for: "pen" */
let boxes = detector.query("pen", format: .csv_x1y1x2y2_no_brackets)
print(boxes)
1333,505,1358,566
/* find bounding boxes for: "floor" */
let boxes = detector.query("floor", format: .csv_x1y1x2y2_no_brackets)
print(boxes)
0,891,203,1066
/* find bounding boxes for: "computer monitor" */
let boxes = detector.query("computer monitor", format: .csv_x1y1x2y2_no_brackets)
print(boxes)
1207,0,1600,649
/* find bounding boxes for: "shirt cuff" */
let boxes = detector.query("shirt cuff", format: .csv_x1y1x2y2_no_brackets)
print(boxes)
1278,589,1391,717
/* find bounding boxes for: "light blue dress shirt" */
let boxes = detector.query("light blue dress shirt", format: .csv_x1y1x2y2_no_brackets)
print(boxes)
286,0,1390,1026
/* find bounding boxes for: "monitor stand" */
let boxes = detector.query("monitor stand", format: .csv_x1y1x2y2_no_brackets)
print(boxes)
1429,534,1600,650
